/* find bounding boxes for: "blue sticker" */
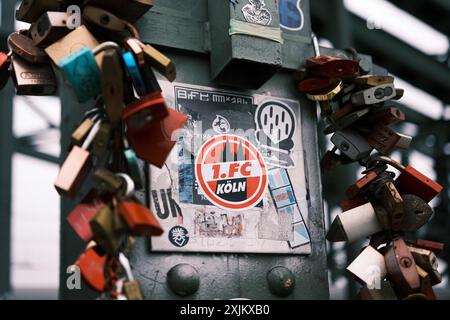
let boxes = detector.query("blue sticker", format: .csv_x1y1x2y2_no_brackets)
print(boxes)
279,0,304,31
271,186,296,209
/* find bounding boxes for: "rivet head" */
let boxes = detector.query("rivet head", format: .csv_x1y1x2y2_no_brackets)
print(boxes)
167,264,200,297
267,266,296,297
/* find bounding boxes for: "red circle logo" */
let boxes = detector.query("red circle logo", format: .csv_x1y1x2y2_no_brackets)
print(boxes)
195,134,268,211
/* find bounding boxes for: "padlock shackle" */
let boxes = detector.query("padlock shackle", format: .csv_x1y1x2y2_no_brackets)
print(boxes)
366,155,406,172
82,120,102,150
93,42,121,55
119,253,134,281
115,173,135,199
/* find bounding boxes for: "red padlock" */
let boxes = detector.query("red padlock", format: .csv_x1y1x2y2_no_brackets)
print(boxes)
122,91,169,131
395,166,443,203
305,55,360,78
67,191,105,242
297,77,333,93
0,52,10,90
119,201,163,236
345,171,378,199
126,107,187,168
75,246,107,292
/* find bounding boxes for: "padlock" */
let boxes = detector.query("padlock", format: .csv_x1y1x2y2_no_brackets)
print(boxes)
93,168,124,194
401,194,433,232
327,202,382,242
7,32,48,64
408,246,441,286
83,6,140,36
415,266,436,300
118,253,144,300
340,197,368,211
45,26,100,66
126,108,187,168
305,55,360,78
90,206,126,255
72,118,95,146
15,0,69,24
297,77,334,94
366,155,443,203
358,282,397,300
67,191,105,242
368,107,405,126
54,120,101,198
83,0,154,23
91,122,112,156
119,201,163,236
413,239,444,254
59,42,119,103
366,124,412,155
139,58,163,94
351,84,396,106
124,149,144,190
30,12,72,46
305,80,343,101
101,49,124,124
75,245,107,292
345,171,379,199
376,181,404,231
395,166,443,203
122,92,168,131
136,42,175,82
329,103,358,123
10,54,57,96
0,52,11,90
347,245,387,287
324,107,370,135
394,88,404,100
330,129,373,161
353,75,394,87
122,51,147,97
372,203,391,230
123,38,145,67
384,238,421,298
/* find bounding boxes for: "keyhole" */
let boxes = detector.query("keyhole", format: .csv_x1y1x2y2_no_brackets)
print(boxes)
100,14,110,25
400,257,412,268
414,210,424,215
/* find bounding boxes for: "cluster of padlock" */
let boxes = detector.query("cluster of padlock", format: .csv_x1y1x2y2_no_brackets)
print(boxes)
0,0,189,299
296,38,445,299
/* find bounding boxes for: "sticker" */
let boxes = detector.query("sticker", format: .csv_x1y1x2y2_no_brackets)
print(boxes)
242,0,273,26
289,221,310,248
169,226,190,247
212,115,231,134
255,100,296,168
278,205,303,224
195,134,268,211
279,0,305,31
271,186,296,209
194,210,244,238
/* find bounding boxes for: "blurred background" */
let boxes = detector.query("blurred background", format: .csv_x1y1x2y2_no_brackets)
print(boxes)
0,0,449,299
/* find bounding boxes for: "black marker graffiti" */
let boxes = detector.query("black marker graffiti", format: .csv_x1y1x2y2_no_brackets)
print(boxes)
151,189,182,220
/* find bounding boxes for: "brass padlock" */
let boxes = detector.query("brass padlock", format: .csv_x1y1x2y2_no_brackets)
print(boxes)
101,49,124,124
83,6,140,36
90,206,126,255
93,168,124,194
11,55,57,96
91,122,112,156
7,32,48,64
72,118,95,146
138,41,176,82
30,12,72,46
353,75,394,87
123,280,144,300
45,26,100,66
16,0,68,24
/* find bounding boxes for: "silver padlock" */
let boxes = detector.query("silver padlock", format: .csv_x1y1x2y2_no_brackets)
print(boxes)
351,84,396,106
330,129,373,161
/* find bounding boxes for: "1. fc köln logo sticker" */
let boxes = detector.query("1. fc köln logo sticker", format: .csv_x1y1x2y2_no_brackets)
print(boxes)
195,134,268,211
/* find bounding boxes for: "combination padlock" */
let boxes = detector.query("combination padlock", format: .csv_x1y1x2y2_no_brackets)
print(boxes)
59,42,120,103
11,54,57,96
30,12,72,46
75,245,107,292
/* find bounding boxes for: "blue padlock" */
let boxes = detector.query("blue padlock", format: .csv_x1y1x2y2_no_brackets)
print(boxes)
59,42,120,103
122,51,147,97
